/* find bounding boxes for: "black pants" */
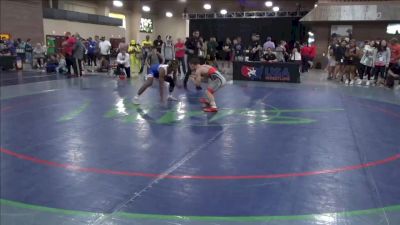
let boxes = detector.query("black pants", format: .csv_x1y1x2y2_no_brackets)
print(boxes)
65,55,74,75
74,58,83,76
116,64,131,78
88,53,97,66
386,73,399,88
184,55,194,88
374,65,386,80
164,75,175,93
301,56,310,72
359,64,372,80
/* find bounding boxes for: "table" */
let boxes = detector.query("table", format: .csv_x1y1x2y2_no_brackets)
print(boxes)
0,55,16,70
233,61,300,83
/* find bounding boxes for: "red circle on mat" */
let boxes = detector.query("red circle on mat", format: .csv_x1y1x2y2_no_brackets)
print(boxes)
1,147,399,180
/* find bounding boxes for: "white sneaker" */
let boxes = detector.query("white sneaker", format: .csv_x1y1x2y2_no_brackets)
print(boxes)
349,80,354,85
356,79,362,85
167,95,178,101
132,96,140,104
345,80,350,85
366,80,370,86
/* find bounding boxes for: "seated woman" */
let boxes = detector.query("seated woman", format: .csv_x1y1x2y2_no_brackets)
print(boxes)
33,43,45,69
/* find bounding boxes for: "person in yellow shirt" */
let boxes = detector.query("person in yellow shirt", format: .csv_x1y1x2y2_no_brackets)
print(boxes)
140,35,153,74
128,39,142,76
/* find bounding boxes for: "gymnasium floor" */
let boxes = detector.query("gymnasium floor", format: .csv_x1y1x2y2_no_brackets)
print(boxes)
1,70,400,225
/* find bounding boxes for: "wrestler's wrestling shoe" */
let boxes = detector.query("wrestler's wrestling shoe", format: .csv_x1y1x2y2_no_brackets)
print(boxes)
167,95,178,101
203,107,218,112
199,97,209,104
132,96,140,105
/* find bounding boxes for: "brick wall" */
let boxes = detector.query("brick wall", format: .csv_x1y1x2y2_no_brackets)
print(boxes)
0,0,44,44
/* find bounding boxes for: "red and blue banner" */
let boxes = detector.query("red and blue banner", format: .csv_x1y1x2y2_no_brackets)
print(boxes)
233,61,301,83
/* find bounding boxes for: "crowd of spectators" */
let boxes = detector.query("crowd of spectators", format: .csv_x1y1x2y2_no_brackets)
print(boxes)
2,30,398,88
327,36,400,88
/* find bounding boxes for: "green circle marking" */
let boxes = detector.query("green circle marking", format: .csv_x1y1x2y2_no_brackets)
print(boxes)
103,99,344,126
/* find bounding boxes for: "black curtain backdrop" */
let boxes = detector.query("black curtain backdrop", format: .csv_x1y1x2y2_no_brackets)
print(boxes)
190,17,306,47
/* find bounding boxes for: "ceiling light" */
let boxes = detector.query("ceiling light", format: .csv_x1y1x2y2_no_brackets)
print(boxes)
166,11,173,17
308,31,314,36
179,0,187,2
203,3,211,10
142,5,150,12
220,9,227,15
314,4,318,8
113,0,123,7
265,1,273,7
272,6,279,12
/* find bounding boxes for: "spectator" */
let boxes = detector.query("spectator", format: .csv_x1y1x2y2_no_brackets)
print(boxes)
56,53,68,74
62,32,77,76
333,40,347,80
99,36,111,63
33,43,45,69
343,39,360,85
327,39,338,80
275,41,287,62
0,37,8,55
128,39,142,75
290,47,302,65
9,39,17,56
300,42,311,72
233,37,244,61
162,35,175,63
16,38,25,62
174,38,186,75
261,47,277,62
358,40,375,85
308,41,317,67
249,33,262,61
73,33,86,76
116,48,131,78
140,35,152,73
94,35,100,64
221,37,232,68
263,37,275,51
184,30,201,88
389,38,400,68
87,37,97,70
118,38,129,53
153,35,163,53
373,40,391,86
199,37,207,62
386,62,400,88
46,37,56,56
25,38,33,65
46,54,59,73
146,47,164,68
207,37,218,63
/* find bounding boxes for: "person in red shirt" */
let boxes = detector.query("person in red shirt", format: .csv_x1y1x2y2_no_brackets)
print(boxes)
62,32,77,76
174,38,186,76
389,38,400,67
309,43,317,60
300,42,310,72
